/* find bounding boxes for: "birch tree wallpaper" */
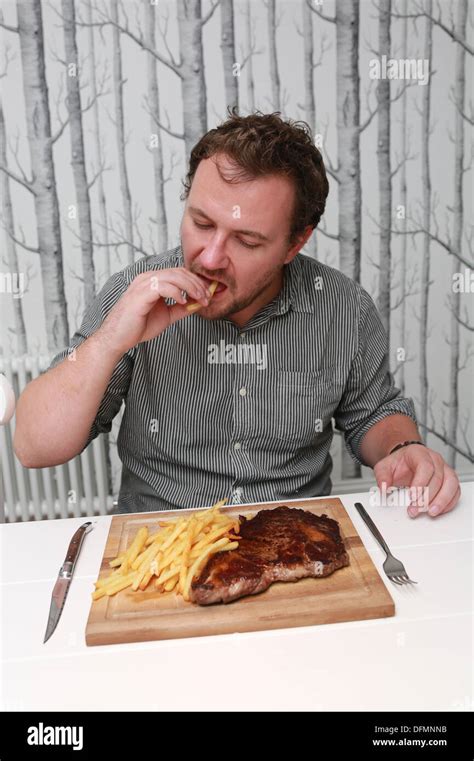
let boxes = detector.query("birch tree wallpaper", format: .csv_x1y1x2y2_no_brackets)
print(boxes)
0,0,472,520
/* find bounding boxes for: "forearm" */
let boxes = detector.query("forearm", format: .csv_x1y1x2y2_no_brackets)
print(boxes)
14,329,123,468
358,414,422,468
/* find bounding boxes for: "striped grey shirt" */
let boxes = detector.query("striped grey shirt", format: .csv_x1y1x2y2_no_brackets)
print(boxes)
47,245,417,513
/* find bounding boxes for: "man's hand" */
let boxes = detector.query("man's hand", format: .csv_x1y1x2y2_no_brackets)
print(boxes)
100,269,212,355
373,444,461,518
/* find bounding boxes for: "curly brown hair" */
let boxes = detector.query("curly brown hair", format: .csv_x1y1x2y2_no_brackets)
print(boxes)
181,108,329,246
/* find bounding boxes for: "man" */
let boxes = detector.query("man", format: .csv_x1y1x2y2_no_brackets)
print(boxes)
14,112,461,517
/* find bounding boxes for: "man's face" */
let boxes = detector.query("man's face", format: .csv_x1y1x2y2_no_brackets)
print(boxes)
180,153,306,324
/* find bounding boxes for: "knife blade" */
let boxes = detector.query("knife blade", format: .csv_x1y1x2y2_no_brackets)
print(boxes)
43,521,94,643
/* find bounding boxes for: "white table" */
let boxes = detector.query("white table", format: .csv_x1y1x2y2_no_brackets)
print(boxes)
1,485,472,712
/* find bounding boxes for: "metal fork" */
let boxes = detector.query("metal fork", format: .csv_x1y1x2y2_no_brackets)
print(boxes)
354,502,417,586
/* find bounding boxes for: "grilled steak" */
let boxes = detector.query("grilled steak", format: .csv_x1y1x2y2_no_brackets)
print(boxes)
190,506,349,605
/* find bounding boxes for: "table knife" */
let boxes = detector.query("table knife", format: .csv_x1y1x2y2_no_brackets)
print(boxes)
43,521,94,643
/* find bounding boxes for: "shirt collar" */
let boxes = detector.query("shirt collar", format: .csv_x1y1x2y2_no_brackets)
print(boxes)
275,255,314,315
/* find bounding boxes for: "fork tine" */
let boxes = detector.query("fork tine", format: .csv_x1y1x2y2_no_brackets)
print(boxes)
399,573,418,585
389,575,404,586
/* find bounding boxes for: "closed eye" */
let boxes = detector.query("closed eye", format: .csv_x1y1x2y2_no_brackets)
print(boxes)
193,219,260,249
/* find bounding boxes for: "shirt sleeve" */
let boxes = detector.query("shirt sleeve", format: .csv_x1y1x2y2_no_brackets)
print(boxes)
43,271,136,453
334,286,418,467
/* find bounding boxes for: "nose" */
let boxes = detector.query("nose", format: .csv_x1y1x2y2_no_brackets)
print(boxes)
197,235,230,271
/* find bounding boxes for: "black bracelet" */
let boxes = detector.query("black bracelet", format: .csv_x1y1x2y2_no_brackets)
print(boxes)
389,440,426,456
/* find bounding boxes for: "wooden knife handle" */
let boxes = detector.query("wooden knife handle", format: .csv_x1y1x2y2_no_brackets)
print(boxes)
64,522,92,568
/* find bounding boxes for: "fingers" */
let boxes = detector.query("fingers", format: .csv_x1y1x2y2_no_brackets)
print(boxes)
133,270,211,310
162,269,211,303
130,279,186,316
154,284,187,305
424,469,461,517
406,451,461,519
374,446,461,520
437,485,461,515
409,452,444,507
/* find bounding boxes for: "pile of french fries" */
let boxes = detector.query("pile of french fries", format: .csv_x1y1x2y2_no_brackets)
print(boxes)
92,500,240,603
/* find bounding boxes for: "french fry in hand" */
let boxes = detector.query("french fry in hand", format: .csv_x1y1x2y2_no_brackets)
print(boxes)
185,280,218,312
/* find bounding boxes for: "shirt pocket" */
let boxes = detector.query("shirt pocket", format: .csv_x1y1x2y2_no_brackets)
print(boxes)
275,367,345,443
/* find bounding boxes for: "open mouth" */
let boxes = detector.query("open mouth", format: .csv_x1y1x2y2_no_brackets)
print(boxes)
200,275,228,295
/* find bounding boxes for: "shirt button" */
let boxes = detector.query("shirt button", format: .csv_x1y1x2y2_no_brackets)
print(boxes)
233,441,241,451
239,387,247,396
232,488,243,502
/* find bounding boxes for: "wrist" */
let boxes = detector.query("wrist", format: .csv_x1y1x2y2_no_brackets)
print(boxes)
92,327,127,365
389,440,426,456
359,414,423,467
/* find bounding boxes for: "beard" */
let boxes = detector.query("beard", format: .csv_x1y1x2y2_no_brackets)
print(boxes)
197,270,279,321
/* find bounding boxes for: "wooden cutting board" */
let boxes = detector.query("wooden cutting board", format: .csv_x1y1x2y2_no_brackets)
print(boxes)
85,498,394,646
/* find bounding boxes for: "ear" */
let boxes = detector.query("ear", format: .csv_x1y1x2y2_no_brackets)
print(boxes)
284,225,314,264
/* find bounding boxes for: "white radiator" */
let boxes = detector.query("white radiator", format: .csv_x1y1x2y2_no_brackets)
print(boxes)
0,355,115,523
